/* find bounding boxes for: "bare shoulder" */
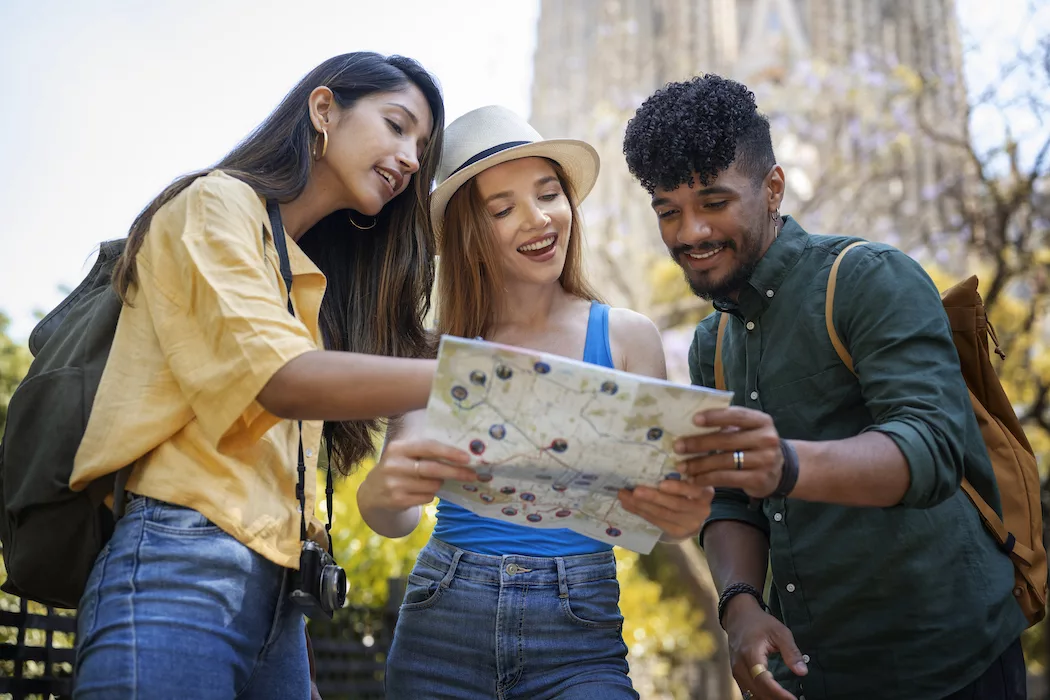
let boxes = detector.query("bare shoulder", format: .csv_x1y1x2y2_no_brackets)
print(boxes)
607,306,666,379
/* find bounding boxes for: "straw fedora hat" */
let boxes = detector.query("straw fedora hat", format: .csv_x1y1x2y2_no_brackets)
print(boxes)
430,105,600,242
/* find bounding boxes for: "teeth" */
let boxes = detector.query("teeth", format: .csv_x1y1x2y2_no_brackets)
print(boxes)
519,236,555,252
376,169,395,189
688,245,724,260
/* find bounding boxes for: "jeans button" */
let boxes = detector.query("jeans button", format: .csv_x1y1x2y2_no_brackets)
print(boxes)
506,563,519,575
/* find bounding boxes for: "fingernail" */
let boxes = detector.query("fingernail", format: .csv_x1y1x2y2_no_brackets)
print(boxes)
674,440,685,453
795,662,808,673
693,413,706,426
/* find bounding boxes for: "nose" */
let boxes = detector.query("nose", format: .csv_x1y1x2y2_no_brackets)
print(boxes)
397,147,420,177
677,212,714,247
523,201,551,230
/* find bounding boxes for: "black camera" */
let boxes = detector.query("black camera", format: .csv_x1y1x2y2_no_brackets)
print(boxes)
290,540,347,619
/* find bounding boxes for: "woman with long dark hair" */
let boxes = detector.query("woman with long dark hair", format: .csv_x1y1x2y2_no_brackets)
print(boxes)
70,52,474,699
358,106,713,699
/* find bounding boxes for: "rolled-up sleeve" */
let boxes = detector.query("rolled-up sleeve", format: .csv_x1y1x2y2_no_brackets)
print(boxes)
137,176,318,445
836,247,970,508
689,321,771,544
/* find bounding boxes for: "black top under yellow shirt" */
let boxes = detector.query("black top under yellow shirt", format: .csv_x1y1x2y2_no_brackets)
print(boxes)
690,216,1026,700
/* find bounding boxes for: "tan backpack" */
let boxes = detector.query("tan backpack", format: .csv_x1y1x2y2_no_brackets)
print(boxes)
714,241,1047,626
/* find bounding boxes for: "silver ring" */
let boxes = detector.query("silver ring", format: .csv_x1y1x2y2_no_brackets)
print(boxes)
733,451,744,470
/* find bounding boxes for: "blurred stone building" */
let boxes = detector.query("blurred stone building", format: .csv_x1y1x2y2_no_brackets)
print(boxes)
529,0,970,327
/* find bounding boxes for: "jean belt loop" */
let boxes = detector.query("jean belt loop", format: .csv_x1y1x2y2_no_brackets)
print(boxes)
555,557,569,599
440,549,464,589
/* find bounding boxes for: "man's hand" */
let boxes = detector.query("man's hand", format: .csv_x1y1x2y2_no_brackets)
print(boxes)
723,596,807,700
618,479,715,540
675,407,785,498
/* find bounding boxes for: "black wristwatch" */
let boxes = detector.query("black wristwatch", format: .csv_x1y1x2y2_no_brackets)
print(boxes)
772,439,800,498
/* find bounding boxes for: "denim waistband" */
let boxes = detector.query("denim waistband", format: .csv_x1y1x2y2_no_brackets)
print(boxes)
419,537,618,587
123,493,157,516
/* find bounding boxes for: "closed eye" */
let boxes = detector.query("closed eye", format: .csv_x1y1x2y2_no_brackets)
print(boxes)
386,118,404,136
705,201,728,210
656,209,679,219
493,207,513,219
539,192,560,202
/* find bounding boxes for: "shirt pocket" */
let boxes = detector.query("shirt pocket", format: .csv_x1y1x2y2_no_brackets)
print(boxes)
761,365,847,411
759,365,859,438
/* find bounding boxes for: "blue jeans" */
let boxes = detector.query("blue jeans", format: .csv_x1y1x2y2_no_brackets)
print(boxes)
74,496,310,700
385,538,638,699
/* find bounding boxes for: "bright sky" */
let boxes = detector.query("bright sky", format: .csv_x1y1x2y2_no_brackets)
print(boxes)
0,0,540,340
0,0,1043,341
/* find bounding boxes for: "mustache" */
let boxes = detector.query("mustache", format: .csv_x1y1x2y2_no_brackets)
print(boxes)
669,241,736,259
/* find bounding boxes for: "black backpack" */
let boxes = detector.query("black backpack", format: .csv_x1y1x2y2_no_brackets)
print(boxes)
0,239,128,608
1,219,286,609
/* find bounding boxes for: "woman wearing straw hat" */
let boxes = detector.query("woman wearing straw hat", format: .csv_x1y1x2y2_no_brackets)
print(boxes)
358,106,714,698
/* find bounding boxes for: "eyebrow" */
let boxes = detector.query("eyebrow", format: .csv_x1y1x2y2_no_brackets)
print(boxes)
484,175,561,204
651,185,736,209
387,102,419,125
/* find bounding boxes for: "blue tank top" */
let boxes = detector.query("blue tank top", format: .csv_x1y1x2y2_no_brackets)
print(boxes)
433,301,616,556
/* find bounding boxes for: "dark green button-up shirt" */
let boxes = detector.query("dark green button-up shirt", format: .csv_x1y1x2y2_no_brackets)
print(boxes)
690,217,1026,700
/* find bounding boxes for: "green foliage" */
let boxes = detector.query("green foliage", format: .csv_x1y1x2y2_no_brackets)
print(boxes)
0,311,34,671
0,312,32,433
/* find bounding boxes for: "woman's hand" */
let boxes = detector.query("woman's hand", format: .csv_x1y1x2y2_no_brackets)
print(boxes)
360,437,476,510
357,434,475,538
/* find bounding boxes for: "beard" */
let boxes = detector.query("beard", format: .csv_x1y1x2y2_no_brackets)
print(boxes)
670,226,765,303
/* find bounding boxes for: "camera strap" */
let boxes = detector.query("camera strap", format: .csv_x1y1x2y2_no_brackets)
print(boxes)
266,199,336,556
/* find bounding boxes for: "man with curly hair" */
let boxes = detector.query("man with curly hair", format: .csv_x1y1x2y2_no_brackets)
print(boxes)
623,75,1027,700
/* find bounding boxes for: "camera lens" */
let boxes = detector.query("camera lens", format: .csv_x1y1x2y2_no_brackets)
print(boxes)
320,564,347,612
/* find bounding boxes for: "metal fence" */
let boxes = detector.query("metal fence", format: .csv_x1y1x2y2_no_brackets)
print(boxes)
0,597,75,699
0,580,404,700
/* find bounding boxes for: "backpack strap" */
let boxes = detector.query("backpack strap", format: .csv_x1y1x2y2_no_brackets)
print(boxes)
824,242,1031,565
961,472,1034,565
714,312,729,391
825,241,869,374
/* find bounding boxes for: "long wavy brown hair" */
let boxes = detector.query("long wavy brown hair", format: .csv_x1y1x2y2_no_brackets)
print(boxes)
111,52,445,474
436,159,602,340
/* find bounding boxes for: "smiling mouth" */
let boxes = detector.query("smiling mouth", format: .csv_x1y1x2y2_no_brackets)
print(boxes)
685,243,728,261
517,235,557,257
375,168,398,194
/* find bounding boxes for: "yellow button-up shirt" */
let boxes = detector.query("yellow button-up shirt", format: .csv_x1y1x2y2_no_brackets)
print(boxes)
72,171,328,569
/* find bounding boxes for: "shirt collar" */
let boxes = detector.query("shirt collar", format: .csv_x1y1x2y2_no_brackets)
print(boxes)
713,214,808,320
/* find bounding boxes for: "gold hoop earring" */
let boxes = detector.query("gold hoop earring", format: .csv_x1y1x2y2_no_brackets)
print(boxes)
348,211,377,230
313,129,328,160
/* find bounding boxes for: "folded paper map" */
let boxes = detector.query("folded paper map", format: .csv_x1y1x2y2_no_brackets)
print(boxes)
425,336,734,554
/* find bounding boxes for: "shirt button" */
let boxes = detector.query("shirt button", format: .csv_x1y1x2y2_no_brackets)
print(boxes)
766,289,775,297
305,448,314,457
786,583,796,593
802,654,811,663
773,512,783,522
745,321,756,331
749,391,759,400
